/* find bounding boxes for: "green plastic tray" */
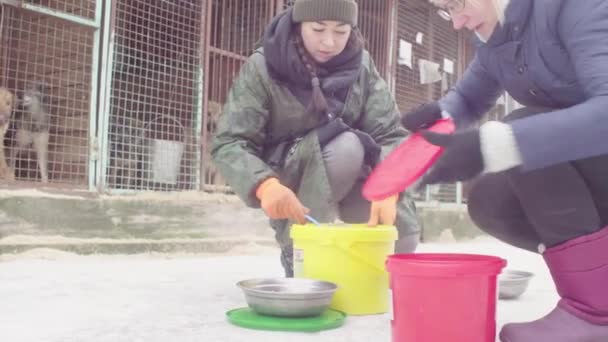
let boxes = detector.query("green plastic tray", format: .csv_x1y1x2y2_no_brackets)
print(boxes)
226,308,346,332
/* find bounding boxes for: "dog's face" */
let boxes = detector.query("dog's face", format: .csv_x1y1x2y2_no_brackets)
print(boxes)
22,82,48,108
0,87,14,126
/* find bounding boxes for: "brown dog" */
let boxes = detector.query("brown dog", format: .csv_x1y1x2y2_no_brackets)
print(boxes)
0,87,14,180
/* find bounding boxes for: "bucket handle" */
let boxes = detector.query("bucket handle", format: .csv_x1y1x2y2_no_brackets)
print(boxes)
332,240,387,274
144,114,186,143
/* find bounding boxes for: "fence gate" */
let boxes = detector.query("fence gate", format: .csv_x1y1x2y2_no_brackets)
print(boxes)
0,0,102,189
97,0,205,192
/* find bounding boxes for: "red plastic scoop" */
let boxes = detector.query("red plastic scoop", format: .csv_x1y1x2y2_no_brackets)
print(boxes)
362,118,455,201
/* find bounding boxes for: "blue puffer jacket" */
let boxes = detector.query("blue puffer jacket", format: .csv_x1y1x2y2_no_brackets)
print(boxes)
439,0,608,171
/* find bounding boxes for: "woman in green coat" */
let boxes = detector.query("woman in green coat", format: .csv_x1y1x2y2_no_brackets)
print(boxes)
211,0,420,277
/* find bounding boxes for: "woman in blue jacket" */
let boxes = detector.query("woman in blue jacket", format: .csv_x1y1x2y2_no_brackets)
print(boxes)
400,0,608,341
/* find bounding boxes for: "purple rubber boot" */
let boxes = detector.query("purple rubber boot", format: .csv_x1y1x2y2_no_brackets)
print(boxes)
500,226,608,342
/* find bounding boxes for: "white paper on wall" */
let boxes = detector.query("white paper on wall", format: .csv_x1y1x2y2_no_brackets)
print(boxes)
416,32,424,45
418,59,442,84
443,58,454,74
398,39,413,68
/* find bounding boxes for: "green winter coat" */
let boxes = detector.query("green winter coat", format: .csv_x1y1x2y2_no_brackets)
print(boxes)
211,48,420,240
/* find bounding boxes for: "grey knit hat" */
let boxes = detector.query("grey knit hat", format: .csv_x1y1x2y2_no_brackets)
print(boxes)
292,0,358,26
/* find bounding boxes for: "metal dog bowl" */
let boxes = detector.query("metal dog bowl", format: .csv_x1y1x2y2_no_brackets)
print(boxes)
499,269,534,300
237,278,338,317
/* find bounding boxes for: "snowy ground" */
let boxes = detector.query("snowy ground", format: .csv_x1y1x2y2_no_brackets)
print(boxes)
0,237,558,342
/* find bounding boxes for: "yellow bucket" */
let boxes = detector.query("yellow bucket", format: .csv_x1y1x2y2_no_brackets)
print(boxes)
290,223,398,315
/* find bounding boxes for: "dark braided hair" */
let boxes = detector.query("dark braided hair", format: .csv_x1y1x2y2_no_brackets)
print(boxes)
293,26,365,119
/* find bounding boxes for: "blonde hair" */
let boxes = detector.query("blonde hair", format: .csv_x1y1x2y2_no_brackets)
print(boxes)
493,0,509,24
430,0,509,24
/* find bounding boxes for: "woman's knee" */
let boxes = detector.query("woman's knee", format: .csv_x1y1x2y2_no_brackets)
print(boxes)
322,131,365,199
322,131,364,166
466,174,543,252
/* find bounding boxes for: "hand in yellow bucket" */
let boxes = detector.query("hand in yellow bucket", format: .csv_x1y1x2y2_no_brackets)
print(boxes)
367,195,398,226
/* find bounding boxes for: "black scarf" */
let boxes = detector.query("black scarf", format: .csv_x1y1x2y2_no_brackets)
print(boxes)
262,8,363,116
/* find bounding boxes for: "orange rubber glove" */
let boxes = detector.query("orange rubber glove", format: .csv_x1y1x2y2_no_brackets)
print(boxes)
256,178,309,224
368,195,398,226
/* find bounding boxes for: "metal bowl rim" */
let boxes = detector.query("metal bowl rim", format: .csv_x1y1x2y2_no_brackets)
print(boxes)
236,278,338,297
243,293,334,301
499,269,535,279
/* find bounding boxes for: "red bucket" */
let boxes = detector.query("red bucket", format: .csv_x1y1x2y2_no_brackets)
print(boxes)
387,253,506,342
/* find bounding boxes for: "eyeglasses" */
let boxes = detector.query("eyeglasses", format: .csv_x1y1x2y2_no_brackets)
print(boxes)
436,0,465,21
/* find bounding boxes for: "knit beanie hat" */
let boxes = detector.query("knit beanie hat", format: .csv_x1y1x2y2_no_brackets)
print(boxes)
292,0,358,27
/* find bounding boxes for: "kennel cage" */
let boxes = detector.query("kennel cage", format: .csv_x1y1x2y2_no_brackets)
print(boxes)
201,0,277,192
0,0,101,188
98,0,204,192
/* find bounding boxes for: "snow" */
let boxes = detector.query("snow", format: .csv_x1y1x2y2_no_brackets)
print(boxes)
0,236,558,342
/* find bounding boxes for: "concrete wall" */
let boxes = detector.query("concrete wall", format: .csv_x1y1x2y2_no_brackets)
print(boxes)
0,190,485,254
417,203,482,241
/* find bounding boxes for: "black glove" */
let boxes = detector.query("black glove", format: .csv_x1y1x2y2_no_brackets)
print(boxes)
401,102,443,132
416,128,483,189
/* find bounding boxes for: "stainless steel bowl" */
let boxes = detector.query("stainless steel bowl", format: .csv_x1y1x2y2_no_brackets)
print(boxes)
237,278,338,317
499,269,534,300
